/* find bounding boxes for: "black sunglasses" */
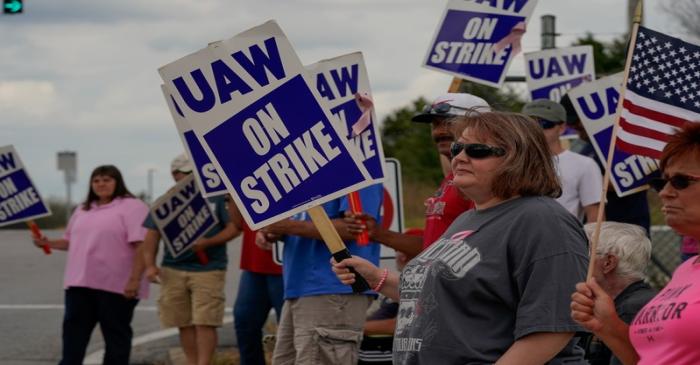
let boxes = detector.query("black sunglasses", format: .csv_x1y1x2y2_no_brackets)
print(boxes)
422,103,469,115
534,118,564,129
450,142,506,159
649,174,700,192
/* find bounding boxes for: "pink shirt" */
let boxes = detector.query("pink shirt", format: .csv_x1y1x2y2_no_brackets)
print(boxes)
629,258,700,364
63,197,150,299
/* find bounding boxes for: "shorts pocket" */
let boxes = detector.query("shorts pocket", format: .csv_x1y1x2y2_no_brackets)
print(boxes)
315,327,362,365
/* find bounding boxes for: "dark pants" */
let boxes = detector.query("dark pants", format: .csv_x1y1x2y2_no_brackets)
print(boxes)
233,271,284,365
60,287,138,365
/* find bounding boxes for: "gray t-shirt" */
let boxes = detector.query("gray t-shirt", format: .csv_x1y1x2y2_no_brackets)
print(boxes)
394,196,589,364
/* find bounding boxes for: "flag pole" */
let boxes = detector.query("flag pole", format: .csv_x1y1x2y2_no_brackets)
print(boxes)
587,1,643,280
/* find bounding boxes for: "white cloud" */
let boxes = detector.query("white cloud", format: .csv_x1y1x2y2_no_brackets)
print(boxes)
0,80,60,119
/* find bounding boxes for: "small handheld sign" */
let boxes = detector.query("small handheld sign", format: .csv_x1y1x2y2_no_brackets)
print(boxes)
423,0,538,88
567,73,658,197
0,145,53,253
524,45,595,102
160,85,228,198
150,174,219,259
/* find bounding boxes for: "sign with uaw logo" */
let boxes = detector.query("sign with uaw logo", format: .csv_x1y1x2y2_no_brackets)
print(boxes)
0,145,51,227
524,45,595,102
161,85,227,197
158,21,373,230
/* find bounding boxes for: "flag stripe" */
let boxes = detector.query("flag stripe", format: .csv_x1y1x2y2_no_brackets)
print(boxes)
625,89,700,123
617,127,667,153
616,139,663,159
620,109,679,135
619,117,675,143
622,99,690,128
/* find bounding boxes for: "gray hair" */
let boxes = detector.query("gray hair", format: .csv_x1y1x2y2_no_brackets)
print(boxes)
584,222,651,280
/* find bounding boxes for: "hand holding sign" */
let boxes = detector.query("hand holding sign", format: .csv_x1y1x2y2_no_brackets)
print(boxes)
28,221,51,254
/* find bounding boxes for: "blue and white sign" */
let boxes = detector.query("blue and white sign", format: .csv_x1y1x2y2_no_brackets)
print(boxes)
568,74,658,197
423,0,538,88
150,174,218,258
306,52,386,182
161,85,227,198
0,145,51,227
525,45,595,101
159,21,372,230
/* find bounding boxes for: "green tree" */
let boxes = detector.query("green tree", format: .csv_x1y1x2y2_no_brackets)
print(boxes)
572,33,627,76
458,81,526,112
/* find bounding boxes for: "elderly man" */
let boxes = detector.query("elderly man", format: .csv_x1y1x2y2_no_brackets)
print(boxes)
581,222,657,365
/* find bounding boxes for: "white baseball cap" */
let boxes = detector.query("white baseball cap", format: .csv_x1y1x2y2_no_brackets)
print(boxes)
170,153,194,173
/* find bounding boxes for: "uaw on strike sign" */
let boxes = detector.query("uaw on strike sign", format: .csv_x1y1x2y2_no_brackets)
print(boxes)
306,52,386,182
161,85,227,198
151,174,218,257
567,73,659,197
0,145,51,226
524,45,595,102
424,0,538,88
159,21,373,230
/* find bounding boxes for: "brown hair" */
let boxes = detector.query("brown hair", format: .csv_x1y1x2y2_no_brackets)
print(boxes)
82,165,135,210
450,111,561,199
660,122,700,171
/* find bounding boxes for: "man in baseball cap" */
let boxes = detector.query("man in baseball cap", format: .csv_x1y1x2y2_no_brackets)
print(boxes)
347,93,489,258
522,99,603,223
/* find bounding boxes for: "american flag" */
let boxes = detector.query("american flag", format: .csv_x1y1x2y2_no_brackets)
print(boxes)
617,26,700,159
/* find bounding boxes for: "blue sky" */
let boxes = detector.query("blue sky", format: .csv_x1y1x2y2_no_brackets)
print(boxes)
0,0,683,204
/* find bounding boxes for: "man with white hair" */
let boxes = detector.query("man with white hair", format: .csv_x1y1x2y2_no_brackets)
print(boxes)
582,222,657,365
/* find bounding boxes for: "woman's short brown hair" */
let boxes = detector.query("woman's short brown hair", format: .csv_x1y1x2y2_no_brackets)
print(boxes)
450,111,561,199
660,122,700,171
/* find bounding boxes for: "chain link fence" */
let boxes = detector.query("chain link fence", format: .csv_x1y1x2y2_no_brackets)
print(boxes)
647,225,684,289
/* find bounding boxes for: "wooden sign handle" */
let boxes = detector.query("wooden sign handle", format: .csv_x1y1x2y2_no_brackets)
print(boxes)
307,205,371,293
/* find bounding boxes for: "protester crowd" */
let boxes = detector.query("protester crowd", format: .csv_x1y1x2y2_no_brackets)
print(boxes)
30,91,699,365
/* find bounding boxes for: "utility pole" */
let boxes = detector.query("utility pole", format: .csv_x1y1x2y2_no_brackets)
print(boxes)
541,14,557,50
147,168,155,203
57,151,77,224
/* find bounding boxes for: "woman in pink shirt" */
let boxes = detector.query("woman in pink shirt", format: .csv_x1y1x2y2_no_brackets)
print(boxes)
571,122,700,365
33,165,149,365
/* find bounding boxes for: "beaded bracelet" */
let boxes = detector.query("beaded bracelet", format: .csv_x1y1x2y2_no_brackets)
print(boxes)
372,268,389,292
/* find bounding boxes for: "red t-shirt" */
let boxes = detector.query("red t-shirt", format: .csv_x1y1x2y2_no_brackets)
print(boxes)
422,173,474,249
629,258,700,364
239,221,282,275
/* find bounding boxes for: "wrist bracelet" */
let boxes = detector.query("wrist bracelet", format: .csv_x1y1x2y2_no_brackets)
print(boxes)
372,268,389,292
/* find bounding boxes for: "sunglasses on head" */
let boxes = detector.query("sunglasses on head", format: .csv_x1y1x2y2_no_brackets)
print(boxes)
422,103,469,115
450,142,506,159
535,118,564,129
649,173,700,192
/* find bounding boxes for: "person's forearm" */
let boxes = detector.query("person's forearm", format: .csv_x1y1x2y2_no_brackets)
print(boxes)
596,317,639,365
364,318,397,336
372,229,424,257
368,271,400,301
129,241,146,280
47,239,69,251
142,230,160,267
496,332,573,365
585,203,604,223
200,222,239,248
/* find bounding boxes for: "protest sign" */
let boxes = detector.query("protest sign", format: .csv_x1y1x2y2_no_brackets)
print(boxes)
150,174,218,258
159,21,373,230
0,145,51,227
568,73,658,197
161,85,228,197
524,45,595,101
306,52,386,182
423,0,538,88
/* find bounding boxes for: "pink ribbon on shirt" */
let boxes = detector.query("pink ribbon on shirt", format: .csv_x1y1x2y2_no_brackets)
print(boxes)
493,21,526,56
352,92,374,137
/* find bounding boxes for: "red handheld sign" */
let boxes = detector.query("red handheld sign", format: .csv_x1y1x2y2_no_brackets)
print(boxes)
348,191,369,245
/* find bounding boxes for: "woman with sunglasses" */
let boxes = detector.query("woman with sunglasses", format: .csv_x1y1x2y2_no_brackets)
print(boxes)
571,122,700,365
333,112,589,364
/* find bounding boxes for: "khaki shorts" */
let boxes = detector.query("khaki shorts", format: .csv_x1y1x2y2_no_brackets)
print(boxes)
158,267,226,328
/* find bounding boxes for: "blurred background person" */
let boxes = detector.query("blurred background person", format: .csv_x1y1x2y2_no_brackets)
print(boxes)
579,222,657,365
142,154,238,365
32,165,149,365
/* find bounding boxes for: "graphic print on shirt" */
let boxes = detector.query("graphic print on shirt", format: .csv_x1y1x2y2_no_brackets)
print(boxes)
631,281,695,343
424,179,451,217
394,230,479,359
